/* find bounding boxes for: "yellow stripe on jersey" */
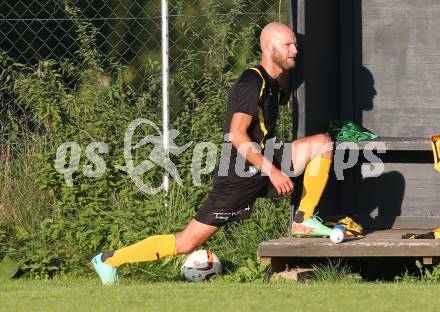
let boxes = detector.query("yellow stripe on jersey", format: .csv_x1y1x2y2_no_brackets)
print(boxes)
257,108,268,149
250,67,268,149
250,67,266,98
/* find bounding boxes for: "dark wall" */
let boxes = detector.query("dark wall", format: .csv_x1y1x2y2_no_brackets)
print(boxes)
303,0,341,135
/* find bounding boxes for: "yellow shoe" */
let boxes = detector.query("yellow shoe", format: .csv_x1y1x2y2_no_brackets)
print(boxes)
325,216,364,238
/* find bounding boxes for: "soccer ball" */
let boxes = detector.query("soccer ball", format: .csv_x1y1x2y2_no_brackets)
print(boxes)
181,250,222,282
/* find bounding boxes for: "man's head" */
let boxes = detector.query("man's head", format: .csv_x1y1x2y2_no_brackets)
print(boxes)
260,22,297,71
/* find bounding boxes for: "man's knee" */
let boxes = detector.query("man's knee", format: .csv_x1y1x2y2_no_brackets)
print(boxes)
313,133,333,158
315,133,332,144
175,224,217,254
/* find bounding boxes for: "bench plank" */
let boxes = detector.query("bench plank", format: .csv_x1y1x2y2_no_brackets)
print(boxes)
335,137,432,151
258,230,440,258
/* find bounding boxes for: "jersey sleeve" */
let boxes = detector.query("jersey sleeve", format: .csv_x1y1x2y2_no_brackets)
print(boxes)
232,70,262,117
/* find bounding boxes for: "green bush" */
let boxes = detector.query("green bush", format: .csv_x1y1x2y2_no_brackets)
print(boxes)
397,261,440,283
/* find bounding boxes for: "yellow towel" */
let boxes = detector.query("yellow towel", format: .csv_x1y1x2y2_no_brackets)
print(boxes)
432,135,440,172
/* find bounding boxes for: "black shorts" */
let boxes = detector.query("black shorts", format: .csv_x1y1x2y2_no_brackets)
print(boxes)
194,144,293,226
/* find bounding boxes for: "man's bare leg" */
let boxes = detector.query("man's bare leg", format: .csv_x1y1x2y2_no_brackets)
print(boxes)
175,219,218,254
291,133,333,173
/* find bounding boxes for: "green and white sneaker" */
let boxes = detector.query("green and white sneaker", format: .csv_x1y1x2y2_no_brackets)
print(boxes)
91,252,118,286
291,212,333,237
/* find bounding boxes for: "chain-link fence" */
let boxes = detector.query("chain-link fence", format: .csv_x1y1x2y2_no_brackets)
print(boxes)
1,0,290,142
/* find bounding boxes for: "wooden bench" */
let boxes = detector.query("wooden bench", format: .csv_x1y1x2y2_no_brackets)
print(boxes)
258,230,440,274
260,137,437,274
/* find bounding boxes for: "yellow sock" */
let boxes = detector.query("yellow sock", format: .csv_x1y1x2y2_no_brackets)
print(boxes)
298,157,332,220
104,234,176,267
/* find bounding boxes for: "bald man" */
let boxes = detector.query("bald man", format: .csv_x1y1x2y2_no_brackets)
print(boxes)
91,22,334,286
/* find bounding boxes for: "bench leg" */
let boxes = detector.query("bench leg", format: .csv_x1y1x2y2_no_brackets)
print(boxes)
259,256,316,281
422,257,440,265
259,256,287,273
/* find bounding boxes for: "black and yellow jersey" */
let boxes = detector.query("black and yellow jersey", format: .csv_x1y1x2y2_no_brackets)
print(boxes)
224,64,285,151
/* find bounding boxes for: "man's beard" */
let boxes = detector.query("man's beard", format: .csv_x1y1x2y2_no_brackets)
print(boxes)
273,49,295,70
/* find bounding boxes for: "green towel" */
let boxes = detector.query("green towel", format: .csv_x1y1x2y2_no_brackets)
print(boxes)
327,120,378,142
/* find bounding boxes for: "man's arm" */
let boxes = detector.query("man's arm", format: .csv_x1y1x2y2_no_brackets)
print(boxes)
229,112,293,196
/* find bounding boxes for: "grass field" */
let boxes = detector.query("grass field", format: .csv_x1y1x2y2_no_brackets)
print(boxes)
1,278,439,312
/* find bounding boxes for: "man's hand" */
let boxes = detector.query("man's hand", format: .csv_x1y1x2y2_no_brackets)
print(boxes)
269,167,294,196
230,112,294,197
